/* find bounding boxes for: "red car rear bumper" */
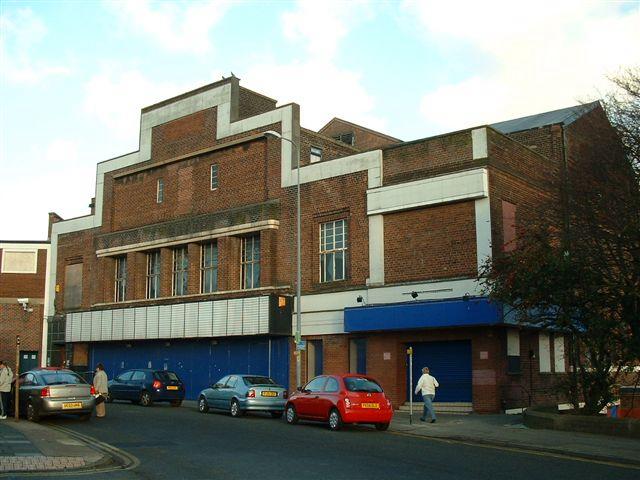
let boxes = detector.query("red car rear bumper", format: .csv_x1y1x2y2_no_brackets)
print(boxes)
341,408,393,424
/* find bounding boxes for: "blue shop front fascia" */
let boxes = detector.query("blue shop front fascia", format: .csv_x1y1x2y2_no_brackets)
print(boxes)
344,297,503,333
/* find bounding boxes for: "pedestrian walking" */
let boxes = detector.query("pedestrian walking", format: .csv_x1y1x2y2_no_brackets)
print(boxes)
0,361,14,419
93,363,108,418
415,366,439,423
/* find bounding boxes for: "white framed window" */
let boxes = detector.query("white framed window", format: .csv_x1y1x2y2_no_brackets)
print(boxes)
201,242,218,293
320,219,347,282
157,178,164,203
310,146,322,163
115,256,127,302
146,251,161,299
241,235,260,289
172,247,188,296
210,164,219,190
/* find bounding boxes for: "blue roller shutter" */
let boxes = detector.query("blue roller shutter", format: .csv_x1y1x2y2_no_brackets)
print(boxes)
89,336,289,400
407,340,472,402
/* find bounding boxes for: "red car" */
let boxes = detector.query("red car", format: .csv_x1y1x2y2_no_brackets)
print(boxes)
285,374,393,431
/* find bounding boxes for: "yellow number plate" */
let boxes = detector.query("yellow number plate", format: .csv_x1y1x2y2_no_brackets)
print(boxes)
261,391,277,397
167,386,179,390
62,402,82,410
361,403,379,409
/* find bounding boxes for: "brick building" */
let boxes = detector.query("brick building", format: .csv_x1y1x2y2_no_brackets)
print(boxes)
0,241,50,372
45,76,607,412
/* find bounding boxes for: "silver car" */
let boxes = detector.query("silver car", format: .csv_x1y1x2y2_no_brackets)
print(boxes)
17,368,96,422
197,374,287,418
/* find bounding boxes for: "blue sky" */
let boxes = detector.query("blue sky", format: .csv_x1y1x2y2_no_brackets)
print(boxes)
1,0,638,239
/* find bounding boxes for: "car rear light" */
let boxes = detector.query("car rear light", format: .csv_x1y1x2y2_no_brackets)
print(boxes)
283,391,288,399
344,397,351,408
40,387,50,397
90,385,96,395
152,380,162,390
247,389,256,398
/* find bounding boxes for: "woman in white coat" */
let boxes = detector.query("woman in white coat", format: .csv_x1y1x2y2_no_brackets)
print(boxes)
93,363,108,418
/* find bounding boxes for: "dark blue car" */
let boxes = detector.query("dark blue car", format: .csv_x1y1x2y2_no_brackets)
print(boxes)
107,369,185,407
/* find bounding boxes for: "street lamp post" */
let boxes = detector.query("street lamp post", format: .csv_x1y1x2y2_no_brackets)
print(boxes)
264,130,302,388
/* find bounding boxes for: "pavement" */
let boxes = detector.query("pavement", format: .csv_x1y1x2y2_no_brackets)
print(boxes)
0,417,107,474
0,406,638,475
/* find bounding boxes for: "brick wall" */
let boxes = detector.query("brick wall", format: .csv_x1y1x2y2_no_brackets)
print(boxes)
382,130,475,186
238,87,277,120
0,304,44,371
319,118,399,151
384,201,478,283
0,248,48,298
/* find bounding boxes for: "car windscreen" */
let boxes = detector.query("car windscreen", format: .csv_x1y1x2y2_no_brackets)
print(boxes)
243,376,276,386
344,377,383,393
40,372,86,386
155,371,180,382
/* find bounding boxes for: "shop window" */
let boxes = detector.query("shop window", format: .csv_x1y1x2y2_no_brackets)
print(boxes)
146,251,161,299
307,340,323,378
63,263,83,309
172,247,188,296
114,256,127,302
241,235,260,289
310,146,322,163
320,219,347,282
157,178,164,203
210,164,219,190
349,339,367,374
201,242,218,293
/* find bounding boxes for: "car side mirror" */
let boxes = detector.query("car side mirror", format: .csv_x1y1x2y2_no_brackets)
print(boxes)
296,386,303,392
212,383,222,389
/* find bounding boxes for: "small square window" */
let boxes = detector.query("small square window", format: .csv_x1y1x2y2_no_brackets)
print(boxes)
310,146,322,163
157,178,164,203
210,164,219,190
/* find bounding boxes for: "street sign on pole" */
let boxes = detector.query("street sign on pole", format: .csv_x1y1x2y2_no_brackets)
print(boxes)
296,340,307,351
14,335,20,421
407,346,413,425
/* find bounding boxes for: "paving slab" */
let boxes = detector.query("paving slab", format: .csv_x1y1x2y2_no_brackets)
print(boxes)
389,411,640,466
0,419,106,473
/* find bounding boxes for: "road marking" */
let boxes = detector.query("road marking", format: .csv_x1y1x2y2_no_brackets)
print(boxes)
388,430,640,471
0,425,140,477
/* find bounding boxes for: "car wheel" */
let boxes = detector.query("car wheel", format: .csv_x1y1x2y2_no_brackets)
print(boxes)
328,408,342,431
26,402,40,423
285,405,298,424
270,411,283,419
171,400,183,407
230,399,243,417
139,391,153,407
79,413,91,421
375,423,390,431
198,396,209,413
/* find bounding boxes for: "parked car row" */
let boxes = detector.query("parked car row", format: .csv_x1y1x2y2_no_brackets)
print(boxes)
16,367,393,431
197,373,393,431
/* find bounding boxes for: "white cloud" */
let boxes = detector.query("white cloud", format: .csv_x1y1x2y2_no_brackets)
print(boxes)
244,59,384,132
83,69,193,144
245,0,385,132
104,0,231,55
0,8,71,84
282,0,371,61
0,138,93,239
404,0,640,132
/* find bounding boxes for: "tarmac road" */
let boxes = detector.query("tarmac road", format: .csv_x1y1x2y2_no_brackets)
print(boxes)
13,401,639,480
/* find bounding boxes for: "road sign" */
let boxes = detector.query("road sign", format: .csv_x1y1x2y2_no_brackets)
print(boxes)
296,340,307,351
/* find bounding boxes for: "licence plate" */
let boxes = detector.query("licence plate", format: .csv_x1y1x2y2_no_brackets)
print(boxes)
361,403,379,409
167,386,179,390
261,391,277,397
62,402,82,410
